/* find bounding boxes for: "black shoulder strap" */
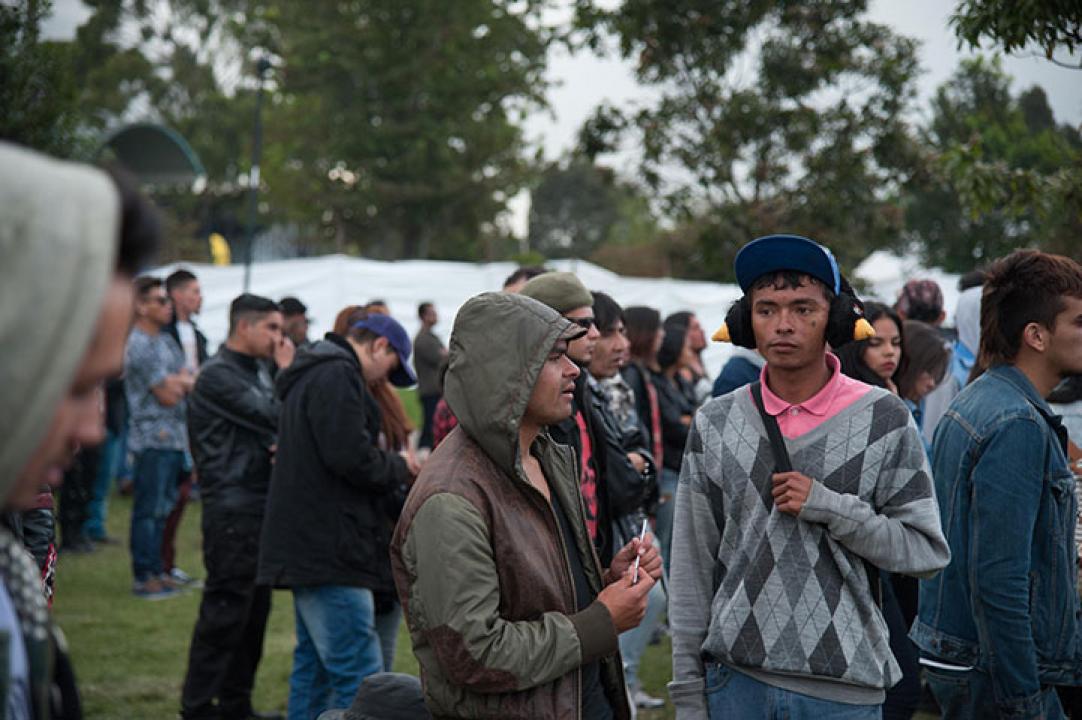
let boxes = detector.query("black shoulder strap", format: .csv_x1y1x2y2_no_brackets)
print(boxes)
749,382,791,473
748,381,882,607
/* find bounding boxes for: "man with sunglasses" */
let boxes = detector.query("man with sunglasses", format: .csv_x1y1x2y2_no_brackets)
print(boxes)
125,276,194,598
521,274,653,570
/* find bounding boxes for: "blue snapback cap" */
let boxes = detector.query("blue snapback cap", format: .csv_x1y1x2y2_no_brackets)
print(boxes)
734,234,841,295
352,314,417,388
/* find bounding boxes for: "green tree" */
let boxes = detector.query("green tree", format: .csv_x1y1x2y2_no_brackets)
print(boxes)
906,57,1082,270
0,0,79,155
574,0,922,280
951,0,1082,68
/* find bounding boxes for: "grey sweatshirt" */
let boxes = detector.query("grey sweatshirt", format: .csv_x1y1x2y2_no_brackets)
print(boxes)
668,385,949,717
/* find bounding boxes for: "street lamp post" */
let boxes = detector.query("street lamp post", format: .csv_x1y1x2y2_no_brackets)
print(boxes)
242,57,273,292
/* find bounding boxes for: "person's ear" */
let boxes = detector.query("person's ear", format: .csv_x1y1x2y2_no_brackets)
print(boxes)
1022,322,1047,352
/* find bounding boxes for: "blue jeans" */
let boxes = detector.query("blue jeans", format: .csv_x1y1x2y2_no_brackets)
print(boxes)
288,586,383,720
705,663,882,720
84,427,123,540
374,600,402,672
130,448,184,582
925,666,1065,720
656,468,680,576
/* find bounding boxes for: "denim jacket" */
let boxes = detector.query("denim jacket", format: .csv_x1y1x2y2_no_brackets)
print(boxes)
911,364,1082,719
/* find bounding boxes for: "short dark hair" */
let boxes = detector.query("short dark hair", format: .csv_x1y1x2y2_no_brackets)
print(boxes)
980,249,1082,368
418,302,434,319
228,293,280,335
106,166,160,276
624,306,661,361
591,292,623,333
279,296,307,317
748,271,834,303
134,275,163,299
958,269,987,292
165,268,197,295
502,266,548,289
897,320,950,400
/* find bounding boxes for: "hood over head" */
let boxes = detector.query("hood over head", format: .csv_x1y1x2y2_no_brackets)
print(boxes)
275,333,357,399
0,142,120,498
443,292,581,476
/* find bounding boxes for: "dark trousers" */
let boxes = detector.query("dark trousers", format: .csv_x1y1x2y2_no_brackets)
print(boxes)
162,472,193,573
882,573,921,720
181,512,271,720
419,393,440,450
59,445,99,547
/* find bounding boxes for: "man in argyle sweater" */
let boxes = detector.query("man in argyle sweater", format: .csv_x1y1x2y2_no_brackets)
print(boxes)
668,235,950,719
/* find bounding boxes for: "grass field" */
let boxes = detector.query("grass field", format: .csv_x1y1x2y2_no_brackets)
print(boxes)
52,494,678,719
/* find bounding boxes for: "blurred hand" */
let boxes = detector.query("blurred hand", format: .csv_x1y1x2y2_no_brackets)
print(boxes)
627,452,647,474
275,337,296,369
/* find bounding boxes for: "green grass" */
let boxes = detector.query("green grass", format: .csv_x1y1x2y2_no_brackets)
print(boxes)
53,493,678,718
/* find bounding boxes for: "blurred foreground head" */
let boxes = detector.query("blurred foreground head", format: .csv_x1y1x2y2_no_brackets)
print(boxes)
0,142,159,509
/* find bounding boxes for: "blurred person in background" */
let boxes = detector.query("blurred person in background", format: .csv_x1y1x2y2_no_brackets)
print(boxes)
921,284,983,446
622,307,665,492
280,297,312,350
665,311,712,404
180,294,292,720
651,322,696,571
125,276,194,599
331,305,415,674
501,265,548,293
836,302,907,394
589,292,667,712
412,302,447,451
162,267,207,588
259,312,418,719
896,320,951,446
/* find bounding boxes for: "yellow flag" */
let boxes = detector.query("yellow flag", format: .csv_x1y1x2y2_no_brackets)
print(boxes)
209,233,231,266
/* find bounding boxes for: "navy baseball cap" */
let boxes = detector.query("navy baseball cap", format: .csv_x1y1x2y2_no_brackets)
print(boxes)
352,314,417,388
734,234,841,295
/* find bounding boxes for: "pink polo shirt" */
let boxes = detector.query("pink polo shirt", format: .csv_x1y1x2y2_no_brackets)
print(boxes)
754,353,872,439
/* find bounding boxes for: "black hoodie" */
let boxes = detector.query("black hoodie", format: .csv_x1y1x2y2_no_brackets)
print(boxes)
257,333,409,591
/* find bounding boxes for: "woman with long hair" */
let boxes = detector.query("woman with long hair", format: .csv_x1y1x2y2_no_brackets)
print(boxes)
835,302,908,393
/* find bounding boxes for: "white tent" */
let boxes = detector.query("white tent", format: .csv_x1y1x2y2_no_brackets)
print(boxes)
156,251,959,378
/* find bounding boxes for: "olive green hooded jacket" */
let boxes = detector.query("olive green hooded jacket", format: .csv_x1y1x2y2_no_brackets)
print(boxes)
391,292,630,719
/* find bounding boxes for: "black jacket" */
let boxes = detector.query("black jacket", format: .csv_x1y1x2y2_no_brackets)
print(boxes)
187,347,278,516
650,369,695,472
165,317,209,367
549,370,652,565
257,333,409,591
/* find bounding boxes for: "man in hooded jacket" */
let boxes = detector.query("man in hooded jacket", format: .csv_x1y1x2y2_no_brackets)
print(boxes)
391,291,661,720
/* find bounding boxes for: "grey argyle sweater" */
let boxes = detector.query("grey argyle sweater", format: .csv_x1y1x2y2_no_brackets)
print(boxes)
668,385,949,717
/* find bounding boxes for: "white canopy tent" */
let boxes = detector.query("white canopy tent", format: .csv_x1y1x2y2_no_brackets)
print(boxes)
155,251,959,378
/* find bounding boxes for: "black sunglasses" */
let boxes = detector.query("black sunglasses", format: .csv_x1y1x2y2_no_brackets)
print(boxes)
567,317,595,330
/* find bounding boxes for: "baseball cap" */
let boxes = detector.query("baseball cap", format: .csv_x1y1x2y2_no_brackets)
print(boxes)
352,314,417,388
734,234,841,295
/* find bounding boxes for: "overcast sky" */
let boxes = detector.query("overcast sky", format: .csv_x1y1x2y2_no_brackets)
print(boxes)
43,0,1081,238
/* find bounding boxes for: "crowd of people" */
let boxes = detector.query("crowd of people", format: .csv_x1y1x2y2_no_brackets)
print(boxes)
3,139,1082,720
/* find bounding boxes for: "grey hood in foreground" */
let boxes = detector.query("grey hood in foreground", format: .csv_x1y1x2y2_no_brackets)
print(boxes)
0,142,120,499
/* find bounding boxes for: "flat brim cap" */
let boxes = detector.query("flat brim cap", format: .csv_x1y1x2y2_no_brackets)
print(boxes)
734,234,840,295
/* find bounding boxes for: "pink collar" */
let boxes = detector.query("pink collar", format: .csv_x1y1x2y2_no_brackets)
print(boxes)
759,353,859,418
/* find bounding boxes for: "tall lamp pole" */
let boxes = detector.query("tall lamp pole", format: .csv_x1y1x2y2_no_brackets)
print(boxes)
242,57,272,292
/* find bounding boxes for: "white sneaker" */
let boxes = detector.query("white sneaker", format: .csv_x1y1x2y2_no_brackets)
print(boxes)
633,688,666,709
